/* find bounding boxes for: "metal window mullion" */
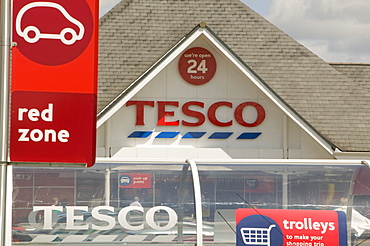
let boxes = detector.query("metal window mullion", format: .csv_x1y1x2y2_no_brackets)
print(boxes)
186,159,203,246
0,0,12,245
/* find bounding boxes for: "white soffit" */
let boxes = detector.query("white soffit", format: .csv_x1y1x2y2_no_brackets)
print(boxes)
97,25,335,155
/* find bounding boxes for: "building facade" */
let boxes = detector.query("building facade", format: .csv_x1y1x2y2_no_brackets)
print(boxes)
11,0,370,245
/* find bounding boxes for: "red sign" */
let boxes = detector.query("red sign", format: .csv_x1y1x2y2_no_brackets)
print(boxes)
10,0,99,167
245,175,275,193
236,209,347,246
119,173,152,188
178,47,217,85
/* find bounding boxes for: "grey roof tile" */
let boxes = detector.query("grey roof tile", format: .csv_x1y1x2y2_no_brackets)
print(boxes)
98,0,370,152
331,63,370,93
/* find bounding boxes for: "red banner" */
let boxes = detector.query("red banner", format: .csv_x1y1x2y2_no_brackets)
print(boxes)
245,175,275,193
236,209,347,246
119,173,152,189
11,0,99,167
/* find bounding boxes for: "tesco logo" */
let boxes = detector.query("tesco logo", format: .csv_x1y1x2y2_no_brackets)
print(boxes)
126,100,266,127
29,205,177,231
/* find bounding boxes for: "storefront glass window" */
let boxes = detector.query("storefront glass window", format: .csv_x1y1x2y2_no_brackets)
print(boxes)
196,163,370,244
11,161,370,245
12,163,195,244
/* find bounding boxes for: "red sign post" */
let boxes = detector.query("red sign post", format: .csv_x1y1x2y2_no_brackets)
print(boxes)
10,0,99,167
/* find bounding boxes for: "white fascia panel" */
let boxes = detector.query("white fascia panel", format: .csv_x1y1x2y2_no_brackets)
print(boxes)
96,157,364,166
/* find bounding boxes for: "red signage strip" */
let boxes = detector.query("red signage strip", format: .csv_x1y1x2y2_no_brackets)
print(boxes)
10,0,99,167
244,175,274,193
119,173,152,188
236,208,347,246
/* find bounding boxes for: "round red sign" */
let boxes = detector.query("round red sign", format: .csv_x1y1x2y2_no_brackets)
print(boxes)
13,0,93,66
178,47,217,85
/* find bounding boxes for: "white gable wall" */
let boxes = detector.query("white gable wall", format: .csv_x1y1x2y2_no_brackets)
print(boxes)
97,36,333,160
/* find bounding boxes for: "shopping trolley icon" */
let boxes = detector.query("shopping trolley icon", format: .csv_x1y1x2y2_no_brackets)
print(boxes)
240,224,276,246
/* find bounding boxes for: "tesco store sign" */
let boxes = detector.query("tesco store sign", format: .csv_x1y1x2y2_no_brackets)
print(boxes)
126,101,266,127
122,46,268,141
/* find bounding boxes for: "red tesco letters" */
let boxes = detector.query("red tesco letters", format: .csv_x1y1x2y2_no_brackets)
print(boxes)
126,100,265,127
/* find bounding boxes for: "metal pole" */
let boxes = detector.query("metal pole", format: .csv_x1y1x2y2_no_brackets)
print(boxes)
0,0,12,244
177,164,189,243
0,0,11,158
186,159,203,246
282,173,288,209
105,168,110,206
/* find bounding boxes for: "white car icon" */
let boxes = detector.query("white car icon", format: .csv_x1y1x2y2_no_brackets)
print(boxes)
16,2,85,45
121,177,131,184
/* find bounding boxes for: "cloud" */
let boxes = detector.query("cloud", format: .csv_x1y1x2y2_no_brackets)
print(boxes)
266,0,370,62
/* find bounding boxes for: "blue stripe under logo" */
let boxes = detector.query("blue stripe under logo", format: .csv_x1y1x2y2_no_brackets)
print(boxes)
237,132,262,139
128,131,262,140
155,132,180,138
208,132,233,139
182,132,207,139
128,131,152,138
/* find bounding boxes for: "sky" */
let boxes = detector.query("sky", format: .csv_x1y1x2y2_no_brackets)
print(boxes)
100,0,370,63
242,0,370,62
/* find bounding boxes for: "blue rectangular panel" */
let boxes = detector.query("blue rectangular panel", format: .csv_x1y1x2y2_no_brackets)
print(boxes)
237,132,262,139
128,131,152,138
156,132,180,138
208,132,233,139
182,132,206,139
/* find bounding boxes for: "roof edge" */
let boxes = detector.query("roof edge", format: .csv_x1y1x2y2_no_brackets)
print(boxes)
97,24,205,127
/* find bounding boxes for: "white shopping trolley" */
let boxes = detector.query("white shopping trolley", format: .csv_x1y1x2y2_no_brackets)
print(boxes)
240,224,276,246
